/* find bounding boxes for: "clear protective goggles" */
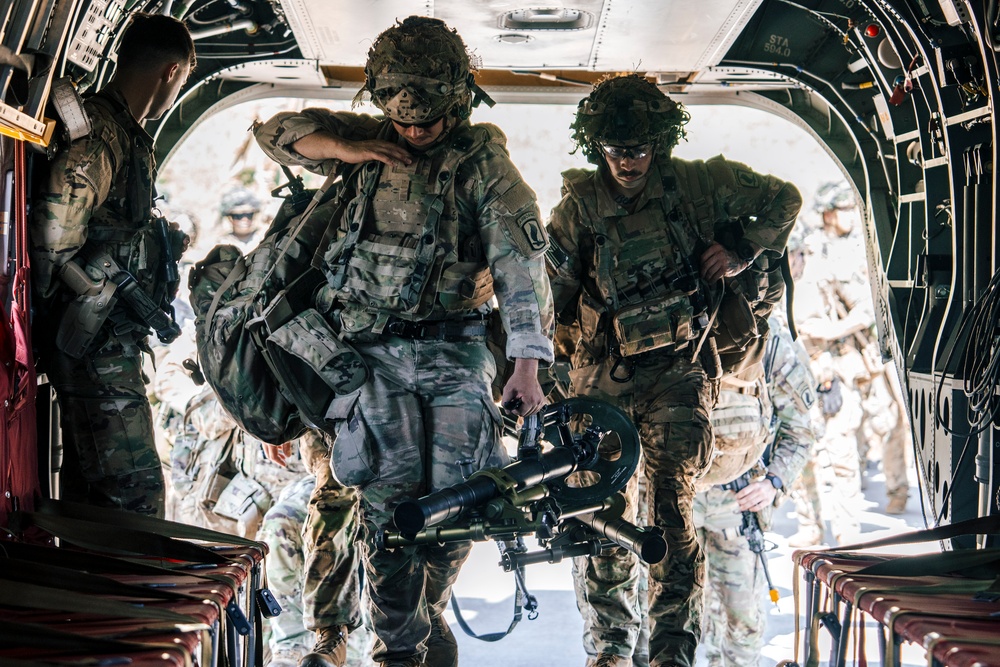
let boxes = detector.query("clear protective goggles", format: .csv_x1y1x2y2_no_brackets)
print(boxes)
600,143,654,160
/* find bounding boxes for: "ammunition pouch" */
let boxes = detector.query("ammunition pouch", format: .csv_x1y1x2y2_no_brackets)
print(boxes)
261,301,369,428
611,291,697,358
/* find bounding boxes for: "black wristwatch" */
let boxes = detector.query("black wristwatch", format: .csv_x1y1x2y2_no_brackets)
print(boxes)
765,472,784,490
735,238,760,264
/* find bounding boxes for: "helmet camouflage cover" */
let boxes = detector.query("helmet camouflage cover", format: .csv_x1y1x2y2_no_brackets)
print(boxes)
219,187,261,216
357,16,476,124
571,74,690,164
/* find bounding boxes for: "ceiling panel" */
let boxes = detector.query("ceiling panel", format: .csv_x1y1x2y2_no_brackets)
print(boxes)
278,0,762,73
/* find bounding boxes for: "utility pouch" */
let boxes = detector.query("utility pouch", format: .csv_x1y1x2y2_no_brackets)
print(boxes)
611,292,695,357
265,308,369,427
212,471,272,536
197,463,231,509
713,280,760,356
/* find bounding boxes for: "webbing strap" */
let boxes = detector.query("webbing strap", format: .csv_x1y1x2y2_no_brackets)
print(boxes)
16,511,234,564
0,557,200,601
35,497,263,547
451,543,537,642
0,578,199,623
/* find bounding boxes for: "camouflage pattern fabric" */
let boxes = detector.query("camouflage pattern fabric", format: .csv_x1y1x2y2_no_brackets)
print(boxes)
695,317,815,666
259,473,315,662
791,228,870,544
327,336,508,664
254,107,554,665
548,154,799,667
259,466,374,666
253,111,554,362
46,334,164,515
31,88,166,516
300,433,363,633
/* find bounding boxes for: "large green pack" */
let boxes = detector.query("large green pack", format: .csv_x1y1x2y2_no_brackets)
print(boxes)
189,186,335,445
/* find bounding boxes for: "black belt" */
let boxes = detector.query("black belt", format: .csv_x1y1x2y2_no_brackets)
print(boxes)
384,316,488,342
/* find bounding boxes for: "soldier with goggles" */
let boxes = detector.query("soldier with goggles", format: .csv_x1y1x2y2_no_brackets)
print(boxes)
546,74,801,667
254,16,554,667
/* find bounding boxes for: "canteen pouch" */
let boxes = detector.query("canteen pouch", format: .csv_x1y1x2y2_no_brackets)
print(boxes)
266,308,369,427
611,293,695,357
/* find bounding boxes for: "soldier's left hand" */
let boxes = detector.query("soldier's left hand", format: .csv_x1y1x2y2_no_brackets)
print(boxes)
700,242,749,282
734,479,777,512
503,358,546,416
262,441,292,467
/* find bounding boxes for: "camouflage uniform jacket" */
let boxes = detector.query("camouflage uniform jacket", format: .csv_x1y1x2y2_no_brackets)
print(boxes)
31,88,166,314
254,109,554,363
547,154,801,365
760,316,816,499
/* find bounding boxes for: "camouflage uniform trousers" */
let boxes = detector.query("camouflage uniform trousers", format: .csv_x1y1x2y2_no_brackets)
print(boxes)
259,471,372,665
302,442,364,635
693,486,770,667
567,353,715,667
573,473,651,666
46,332,165,517
791,384,864,543
326,335,506,666
857,363,910,503
260,473,316,662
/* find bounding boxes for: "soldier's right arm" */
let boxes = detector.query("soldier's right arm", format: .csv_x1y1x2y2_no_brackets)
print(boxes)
545,195,586,321
31,127,118,299
253,108,406,173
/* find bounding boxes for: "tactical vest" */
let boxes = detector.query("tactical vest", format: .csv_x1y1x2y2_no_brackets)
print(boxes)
75,92,169,323
321,121,502,321
561,165,706,358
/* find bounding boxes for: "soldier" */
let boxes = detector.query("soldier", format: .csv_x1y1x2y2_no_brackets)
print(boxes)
30,13,195,517
253,16,553,667
258,432,371,667
217,185,266,252
694,314,816,666
788,183,879,546
546,74,800,667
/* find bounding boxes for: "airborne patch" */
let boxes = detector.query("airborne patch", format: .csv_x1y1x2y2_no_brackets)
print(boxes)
519,210,548,253
736,168,759,188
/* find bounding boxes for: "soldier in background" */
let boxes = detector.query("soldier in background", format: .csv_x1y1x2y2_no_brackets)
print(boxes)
547,74,800,667
694,314,815,666
254,16,553,667
217,185,266,252
30,13,195,517
259,433,372,667
787,185,870,546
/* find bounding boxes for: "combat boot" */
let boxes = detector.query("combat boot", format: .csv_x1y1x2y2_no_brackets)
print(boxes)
425,615,458,667
886,490,908,515
590,654,633,667
298,626,348,667
787,526,824,548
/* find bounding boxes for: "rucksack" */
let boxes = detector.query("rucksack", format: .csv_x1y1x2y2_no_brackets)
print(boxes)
188,176,339,445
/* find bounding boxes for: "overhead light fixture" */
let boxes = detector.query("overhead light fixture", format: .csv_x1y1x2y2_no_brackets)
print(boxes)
499,8,593,31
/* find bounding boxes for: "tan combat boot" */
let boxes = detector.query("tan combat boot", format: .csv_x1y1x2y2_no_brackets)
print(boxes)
590,654,633,667
886,490,908,515
787,525,825,548
298,626,348,667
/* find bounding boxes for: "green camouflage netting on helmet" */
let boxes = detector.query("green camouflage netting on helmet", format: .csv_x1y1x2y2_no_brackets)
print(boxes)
355,16,476,123
571,73,690,164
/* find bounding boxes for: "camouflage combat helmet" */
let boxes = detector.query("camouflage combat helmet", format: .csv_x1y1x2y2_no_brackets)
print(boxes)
356,16,492,124
219,187,261,216
813,180,856,212
571,73,690,164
